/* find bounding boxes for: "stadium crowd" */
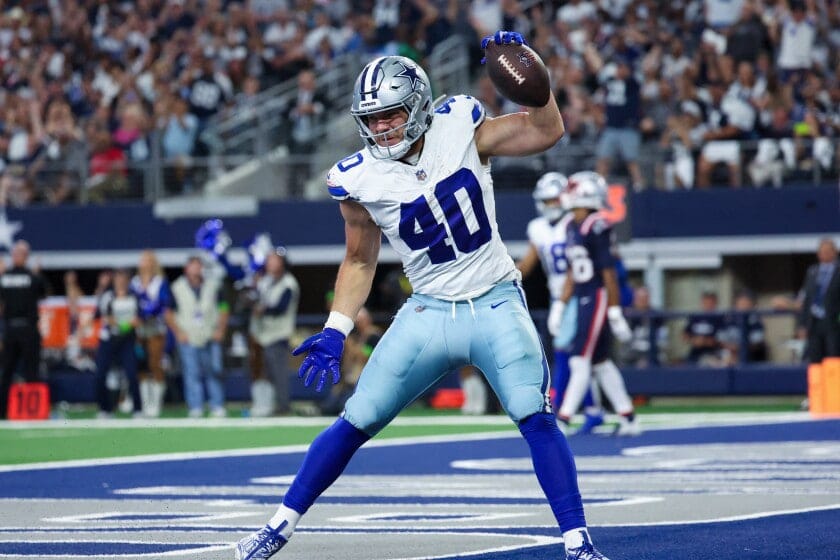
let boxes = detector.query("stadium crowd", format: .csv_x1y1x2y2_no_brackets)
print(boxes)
0,0,838,204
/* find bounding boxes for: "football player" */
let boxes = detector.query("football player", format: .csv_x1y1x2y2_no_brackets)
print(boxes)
235,32,611,560
518,172,605,434
555,171,640,437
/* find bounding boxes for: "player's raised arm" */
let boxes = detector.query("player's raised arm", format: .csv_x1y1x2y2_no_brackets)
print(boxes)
474,31,564,159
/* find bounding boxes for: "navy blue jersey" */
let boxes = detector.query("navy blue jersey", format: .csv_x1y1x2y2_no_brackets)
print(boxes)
565,212,616,296
603,76,641,128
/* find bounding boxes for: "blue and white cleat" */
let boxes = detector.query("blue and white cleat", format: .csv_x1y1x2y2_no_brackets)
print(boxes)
574,412,604,435
235,523,288,560
566,542,610,559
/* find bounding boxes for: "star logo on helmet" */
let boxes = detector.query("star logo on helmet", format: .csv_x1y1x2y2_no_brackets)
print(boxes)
395,62,423,90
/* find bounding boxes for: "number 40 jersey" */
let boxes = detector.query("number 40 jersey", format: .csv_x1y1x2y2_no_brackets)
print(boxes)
325,95,519,301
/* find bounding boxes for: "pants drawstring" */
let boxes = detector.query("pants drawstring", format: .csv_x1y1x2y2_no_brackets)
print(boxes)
451,299,477,320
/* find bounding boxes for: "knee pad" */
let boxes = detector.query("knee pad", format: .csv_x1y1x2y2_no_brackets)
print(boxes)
503,385,547,423
342,391,390,436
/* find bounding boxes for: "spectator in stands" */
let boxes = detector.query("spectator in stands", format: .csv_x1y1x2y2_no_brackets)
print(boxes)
683,290,726,366
283,69,327,197
797,238,840,363
771,0,816,85
249,249,300,416
94,268,142,419
659,100,706,189
748,104,795,187
583,47,646,191
185,47,233,141
0,240,47,419
112,102,151,197
723,1,773,70
131,250,172,418
160,95,199,193
85,119,128,203
720,289,768,364
695,79,756,188
33,100,85,205
621,285,668,367
0,97,45,207
165,256,230,418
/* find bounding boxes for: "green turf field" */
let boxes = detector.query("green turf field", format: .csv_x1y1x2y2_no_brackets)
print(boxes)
0,397,803,466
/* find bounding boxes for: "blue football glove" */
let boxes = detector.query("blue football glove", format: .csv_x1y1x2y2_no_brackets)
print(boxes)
480,31,527,64
292,328,346,392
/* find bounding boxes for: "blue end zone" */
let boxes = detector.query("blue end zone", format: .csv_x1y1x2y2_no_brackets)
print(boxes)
434,508,840,560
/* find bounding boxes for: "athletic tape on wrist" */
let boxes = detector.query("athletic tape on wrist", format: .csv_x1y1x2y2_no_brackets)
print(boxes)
325,311,354,336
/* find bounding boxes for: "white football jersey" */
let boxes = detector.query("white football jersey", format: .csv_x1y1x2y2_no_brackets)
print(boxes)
326,95,519,300
526,212,574,300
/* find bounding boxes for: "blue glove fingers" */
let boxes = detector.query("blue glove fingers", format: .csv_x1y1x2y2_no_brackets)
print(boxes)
315,370,327,393
298,357,317,383
330,362,341,385
480,36,491,49
292,335,317,356
494,30,504,44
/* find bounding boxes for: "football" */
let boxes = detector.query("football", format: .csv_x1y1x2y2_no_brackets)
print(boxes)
485,42,551,107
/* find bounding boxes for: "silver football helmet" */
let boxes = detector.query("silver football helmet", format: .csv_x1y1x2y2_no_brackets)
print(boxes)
566,171,608,210
350,56,434,160
532,172,568,222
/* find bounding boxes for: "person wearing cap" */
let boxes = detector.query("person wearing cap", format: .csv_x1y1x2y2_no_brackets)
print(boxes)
249,250,299,416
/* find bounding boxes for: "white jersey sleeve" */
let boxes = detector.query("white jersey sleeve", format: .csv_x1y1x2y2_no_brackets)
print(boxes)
526,213,573,300
325,94,517,300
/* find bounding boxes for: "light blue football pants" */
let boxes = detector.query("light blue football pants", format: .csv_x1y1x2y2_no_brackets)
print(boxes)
343,281,551,435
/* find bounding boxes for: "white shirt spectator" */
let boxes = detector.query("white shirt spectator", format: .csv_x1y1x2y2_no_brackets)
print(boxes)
712,96,756,134
705,0,745,28
726,76,766,106
471,0,503,35
777,15,816,70
557,0,598,26
263,14,299,46
662,52,692,83
599,0,633,20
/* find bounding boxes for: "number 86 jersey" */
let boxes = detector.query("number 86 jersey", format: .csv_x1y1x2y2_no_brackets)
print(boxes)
325,95,519,300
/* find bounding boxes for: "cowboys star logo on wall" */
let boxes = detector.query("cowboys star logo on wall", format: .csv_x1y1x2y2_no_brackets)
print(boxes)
0,209,22,249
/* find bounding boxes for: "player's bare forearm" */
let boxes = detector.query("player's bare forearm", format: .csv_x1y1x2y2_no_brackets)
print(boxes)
333,201,382,320
560,273,574,304
602,267,620,307
516,244,539,277
476,92,564,158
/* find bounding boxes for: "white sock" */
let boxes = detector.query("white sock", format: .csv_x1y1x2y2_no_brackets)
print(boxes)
563,527,592,549
268,504,301,539
559,356,591,419
592,359,633,415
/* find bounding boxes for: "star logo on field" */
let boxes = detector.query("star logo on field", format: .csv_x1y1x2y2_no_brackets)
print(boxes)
395,62,423,90
0,209,22,249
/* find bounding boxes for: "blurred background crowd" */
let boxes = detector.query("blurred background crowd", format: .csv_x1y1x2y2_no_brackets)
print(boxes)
0,0,838,205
